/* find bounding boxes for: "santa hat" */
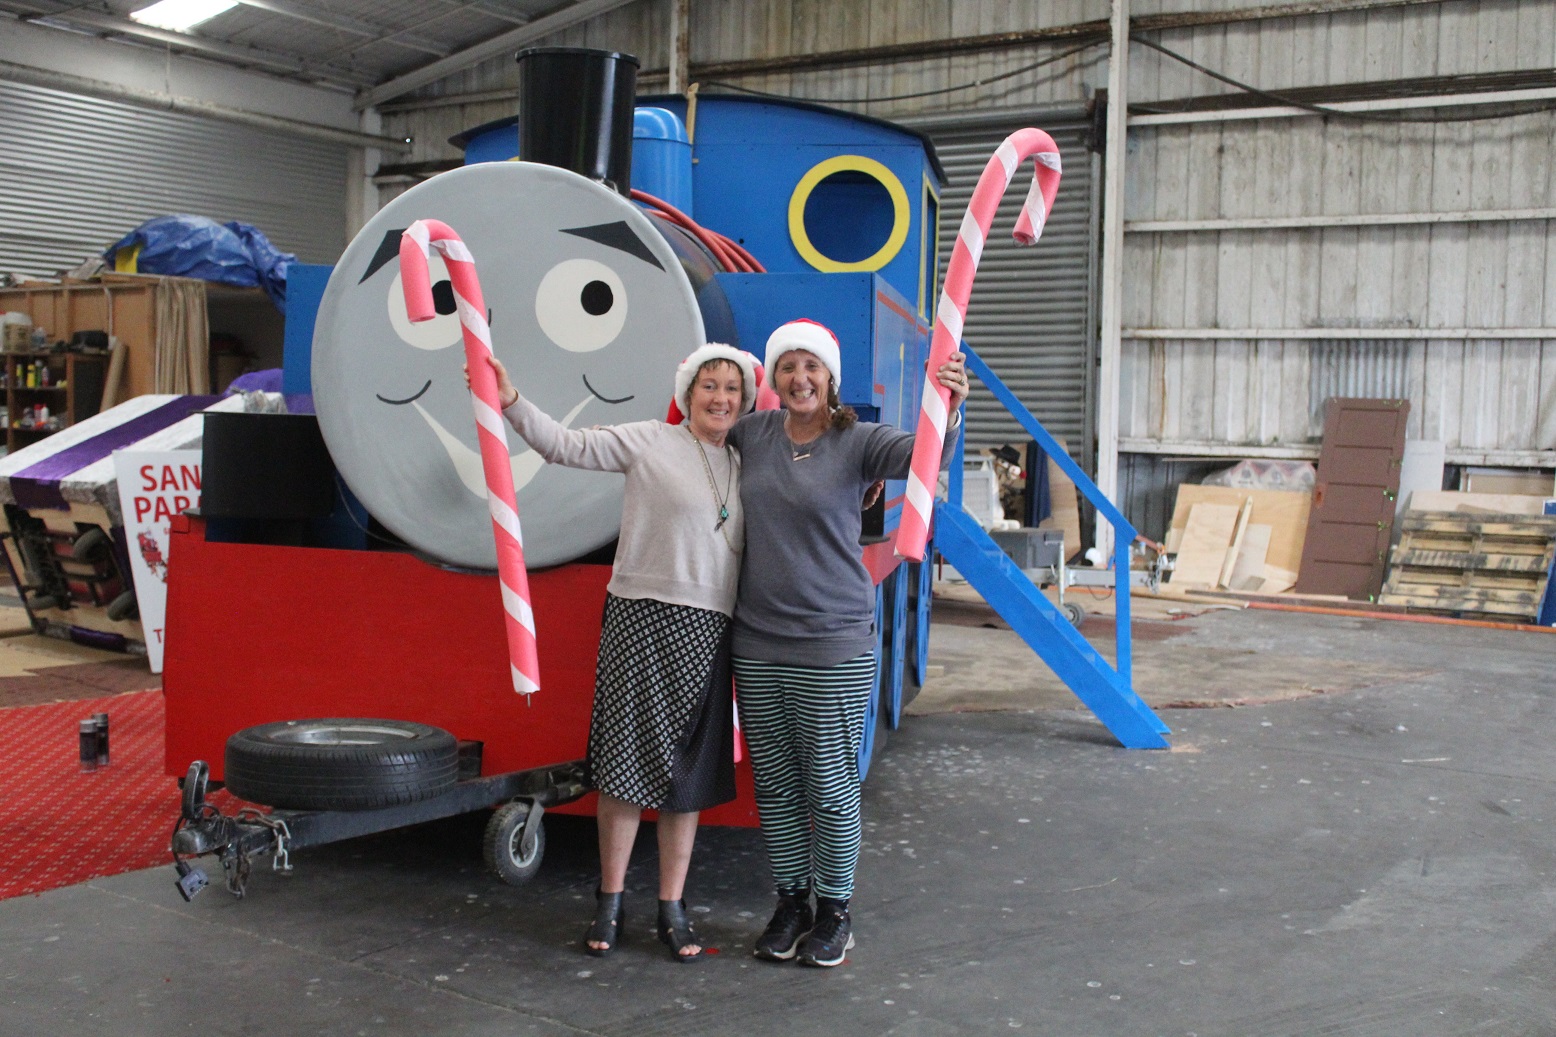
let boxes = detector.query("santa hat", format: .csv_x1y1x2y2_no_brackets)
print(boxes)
666,343,758,425
764,319,842,395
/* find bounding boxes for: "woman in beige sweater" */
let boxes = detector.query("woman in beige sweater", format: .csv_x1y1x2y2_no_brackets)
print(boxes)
475,344,755,963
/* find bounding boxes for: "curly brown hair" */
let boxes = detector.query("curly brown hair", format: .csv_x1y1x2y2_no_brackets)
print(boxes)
827,384,857,430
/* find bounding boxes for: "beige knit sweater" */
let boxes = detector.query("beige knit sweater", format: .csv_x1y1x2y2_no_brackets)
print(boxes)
502,394,743,616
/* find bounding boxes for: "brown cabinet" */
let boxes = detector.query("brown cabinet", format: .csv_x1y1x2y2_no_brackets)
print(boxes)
4,351,108,453
0,273,174,405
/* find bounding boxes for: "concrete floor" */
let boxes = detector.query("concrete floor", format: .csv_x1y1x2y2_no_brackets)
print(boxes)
3,603,1555,1036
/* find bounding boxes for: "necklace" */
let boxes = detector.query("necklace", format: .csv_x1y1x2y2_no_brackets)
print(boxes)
785,414,823,461
687,426,734,534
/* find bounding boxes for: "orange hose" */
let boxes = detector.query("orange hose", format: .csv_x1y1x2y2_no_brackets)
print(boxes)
1246,600,1556,633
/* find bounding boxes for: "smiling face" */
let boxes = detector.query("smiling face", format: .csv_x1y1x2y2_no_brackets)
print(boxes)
311,161,704,569
773,350,832,421
686,359,744,441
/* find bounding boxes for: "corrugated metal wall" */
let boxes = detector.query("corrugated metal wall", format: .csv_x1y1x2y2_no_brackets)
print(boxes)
927,115,1097,459
379,1,1112,169
1117,1,1556,468
378,0,1556,483
0,80,349,277
1118,106,1556,462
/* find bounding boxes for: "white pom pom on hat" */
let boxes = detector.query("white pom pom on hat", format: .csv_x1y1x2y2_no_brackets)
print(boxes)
672,343,758,418
764,319,842,395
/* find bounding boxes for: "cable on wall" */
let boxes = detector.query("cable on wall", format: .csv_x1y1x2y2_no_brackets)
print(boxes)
1131,34,1556,123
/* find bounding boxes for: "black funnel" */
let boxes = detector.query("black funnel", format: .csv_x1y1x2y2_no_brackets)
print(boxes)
516,47,639,196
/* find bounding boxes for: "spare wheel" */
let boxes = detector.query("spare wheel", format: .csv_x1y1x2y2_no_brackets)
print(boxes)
224,718,459,811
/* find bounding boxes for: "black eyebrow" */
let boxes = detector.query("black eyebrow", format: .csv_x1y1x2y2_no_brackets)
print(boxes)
561,221,664,271
359,228,408,283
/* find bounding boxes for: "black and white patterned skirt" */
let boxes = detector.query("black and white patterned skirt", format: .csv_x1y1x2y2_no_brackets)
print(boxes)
587,594,736,812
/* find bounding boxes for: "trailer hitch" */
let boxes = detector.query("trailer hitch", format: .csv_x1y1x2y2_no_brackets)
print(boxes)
172,761,290,900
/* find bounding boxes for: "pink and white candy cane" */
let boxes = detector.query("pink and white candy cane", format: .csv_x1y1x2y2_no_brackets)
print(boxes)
896,128,1063,562
399,219,540,696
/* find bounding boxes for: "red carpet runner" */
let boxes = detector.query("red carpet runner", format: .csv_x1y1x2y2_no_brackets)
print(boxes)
0,689,181,900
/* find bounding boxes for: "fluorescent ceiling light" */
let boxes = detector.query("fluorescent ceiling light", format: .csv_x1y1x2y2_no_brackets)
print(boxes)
130,0,239,32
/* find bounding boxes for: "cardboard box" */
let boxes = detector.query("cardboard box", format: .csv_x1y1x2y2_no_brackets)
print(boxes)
3,324,32,352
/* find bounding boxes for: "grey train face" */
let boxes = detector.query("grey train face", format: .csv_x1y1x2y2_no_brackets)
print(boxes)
312,161,705,569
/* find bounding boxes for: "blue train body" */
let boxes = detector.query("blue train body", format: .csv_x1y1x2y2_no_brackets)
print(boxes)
284,93,953,765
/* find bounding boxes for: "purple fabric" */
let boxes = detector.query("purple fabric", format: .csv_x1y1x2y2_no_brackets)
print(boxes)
10,395,219,511
226,368,284,394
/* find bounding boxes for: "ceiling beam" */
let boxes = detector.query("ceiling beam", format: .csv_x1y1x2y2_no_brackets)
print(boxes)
692,0,1448,79
419,0,535,28
9,1,378,86
0,58,410,150
234,0,452,57
355,0,640,110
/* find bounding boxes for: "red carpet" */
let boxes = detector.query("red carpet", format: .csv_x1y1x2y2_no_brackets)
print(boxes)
0,689,183,899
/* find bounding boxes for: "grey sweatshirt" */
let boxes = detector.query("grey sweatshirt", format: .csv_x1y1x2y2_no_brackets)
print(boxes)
503,394,744,616
727,410,956,667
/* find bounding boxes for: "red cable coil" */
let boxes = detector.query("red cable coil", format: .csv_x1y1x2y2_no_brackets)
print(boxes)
631,189,765,274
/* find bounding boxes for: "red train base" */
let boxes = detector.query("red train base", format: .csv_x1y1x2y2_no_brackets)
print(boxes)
161,513,761,830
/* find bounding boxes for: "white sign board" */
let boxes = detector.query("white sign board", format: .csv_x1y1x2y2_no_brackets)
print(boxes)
113,449,201,673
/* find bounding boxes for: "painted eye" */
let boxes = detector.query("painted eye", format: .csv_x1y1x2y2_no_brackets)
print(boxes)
535,258,627,353
387,253,463,351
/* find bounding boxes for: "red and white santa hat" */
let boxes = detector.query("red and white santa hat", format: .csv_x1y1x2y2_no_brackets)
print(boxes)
668,343,759,424
764,318,842,394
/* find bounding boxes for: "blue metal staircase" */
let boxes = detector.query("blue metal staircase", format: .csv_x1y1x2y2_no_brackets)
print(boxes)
935,347,1170,750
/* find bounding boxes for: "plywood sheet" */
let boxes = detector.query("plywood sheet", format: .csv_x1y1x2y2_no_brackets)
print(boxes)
1217,498,1254,588
1168,485,1312,576
1260,566,1297,595
1394,440,1445,546
1463,469,1555,496
1037,438,1084,562
1229,524,1272,591
1171,503,1240,588
1406,491,1554,516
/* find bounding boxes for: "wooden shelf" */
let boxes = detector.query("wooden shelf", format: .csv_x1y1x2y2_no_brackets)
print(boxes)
3,351,106,452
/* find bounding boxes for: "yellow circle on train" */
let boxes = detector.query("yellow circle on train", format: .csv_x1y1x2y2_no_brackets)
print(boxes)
787,155,911,273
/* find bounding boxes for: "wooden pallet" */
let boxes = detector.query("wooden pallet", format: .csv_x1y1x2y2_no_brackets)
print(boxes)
1380,511,1556,620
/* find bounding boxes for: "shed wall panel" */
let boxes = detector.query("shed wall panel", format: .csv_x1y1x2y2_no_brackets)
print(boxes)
0,80,347,277
382,0,1556,472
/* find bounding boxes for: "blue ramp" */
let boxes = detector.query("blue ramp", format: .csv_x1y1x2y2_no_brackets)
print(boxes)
934,502,1169,750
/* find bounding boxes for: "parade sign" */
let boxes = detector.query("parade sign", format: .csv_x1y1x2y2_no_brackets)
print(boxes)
114,449,201,673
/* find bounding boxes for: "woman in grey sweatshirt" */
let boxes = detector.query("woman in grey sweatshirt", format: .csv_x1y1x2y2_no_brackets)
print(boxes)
728,318,969,967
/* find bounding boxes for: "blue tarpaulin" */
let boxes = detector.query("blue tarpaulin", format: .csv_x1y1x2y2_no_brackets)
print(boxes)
104,215,296,313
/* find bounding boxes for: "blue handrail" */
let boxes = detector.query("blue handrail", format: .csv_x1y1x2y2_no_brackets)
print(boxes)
953,343,1138,686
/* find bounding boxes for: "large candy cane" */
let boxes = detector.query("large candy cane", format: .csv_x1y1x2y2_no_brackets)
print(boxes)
400,220,540,695
896,128,1063,562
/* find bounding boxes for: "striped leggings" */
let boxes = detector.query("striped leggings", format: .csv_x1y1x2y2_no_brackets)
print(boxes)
733,652,875,900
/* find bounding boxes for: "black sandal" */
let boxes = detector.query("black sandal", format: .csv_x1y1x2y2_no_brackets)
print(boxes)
657,898,704,963
584,890,625,957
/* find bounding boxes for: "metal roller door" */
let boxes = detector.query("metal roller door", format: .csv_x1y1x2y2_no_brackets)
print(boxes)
926,113,1097,466
0,80,348,278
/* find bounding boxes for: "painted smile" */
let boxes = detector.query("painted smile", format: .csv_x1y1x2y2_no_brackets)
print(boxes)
413,394,594,499
583,374,634,404
377,380,431,405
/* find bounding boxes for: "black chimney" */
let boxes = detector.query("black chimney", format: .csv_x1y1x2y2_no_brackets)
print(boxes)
516,47,639,197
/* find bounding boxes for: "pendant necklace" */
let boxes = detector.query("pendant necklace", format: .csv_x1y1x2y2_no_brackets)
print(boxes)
786,415,818,461
688,426,734,536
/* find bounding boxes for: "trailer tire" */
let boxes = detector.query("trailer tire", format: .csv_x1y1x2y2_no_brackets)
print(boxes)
224,718,459,811
484,801,545,885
